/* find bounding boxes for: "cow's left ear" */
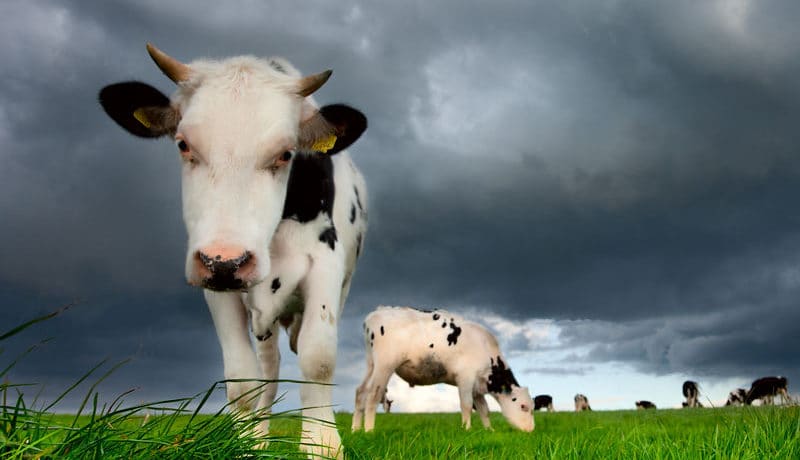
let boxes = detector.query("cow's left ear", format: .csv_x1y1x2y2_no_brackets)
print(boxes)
299,104,367,155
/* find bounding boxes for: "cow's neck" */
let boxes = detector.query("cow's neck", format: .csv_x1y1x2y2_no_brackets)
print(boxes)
282,152,336,223
487,354,519,395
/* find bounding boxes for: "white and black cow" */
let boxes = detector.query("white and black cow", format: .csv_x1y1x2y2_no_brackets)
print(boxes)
682,401,704,408
682,380,700,408
352,306,534,432
745,376,791,406
635,400,656,410
725,388,748,406
574,393,592,412
99,44,368,457
533,394,554,412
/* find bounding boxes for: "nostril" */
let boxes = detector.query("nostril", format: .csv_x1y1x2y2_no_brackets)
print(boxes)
231,251,252,268
235,251,256,279
197,252,215,269
194,251,214,279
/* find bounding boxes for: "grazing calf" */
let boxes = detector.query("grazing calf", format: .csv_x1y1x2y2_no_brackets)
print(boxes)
99,44,369,458
746,376,791,405
682,381,700,408
725,388,747,406
574,394,592,411
534,394,554,412
352,307,534,432
635,400,656,410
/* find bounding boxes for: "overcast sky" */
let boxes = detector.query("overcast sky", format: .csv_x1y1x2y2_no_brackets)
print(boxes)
2,0,800,415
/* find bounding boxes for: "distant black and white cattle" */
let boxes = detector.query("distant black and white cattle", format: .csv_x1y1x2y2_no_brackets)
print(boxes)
635,400,656,410
725,388,747,406
745,376,791,405
534,394,554,412
352,306,534,432
682,401,704,408
574,394,592,412
682,380,700,408
380,388,393,413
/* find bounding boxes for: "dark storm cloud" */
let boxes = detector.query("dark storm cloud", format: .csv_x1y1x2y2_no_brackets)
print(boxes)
554,299,800,383
2,0,800,410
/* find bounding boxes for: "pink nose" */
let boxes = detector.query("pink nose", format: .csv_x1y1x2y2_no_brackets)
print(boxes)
194,245,256,291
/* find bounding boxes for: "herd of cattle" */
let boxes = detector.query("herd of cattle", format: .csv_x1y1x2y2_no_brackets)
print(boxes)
100,45,793,457
558,377,792,412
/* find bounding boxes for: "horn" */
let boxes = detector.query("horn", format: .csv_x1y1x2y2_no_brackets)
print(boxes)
296,69,333,97
146,43,191,83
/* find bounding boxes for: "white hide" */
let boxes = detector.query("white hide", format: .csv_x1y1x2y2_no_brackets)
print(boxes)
352,306,534,433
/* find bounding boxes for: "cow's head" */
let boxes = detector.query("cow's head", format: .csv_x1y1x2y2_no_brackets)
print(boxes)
494,385,535,432
99,44,366,291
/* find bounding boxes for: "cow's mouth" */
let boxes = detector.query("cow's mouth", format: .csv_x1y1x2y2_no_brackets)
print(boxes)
201,277,247,292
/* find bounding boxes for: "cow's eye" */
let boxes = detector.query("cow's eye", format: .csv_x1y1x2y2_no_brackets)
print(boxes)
512,398,517,402
267,151,293,173
175,139,199,166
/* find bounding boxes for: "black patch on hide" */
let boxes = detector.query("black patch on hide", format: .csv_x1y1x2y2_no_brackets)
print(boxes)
282,153,335,223
319,226,338,250
354,185,364,212
447,322,462,346
487,356,518,394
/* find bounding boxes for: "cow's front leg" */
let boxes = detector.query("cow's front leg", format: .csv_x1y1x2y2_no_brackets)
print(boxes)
205,291,262,414
296,261,345,459
251,321,281,447
473,393,492,430
246,256,309,446
458,383,475,430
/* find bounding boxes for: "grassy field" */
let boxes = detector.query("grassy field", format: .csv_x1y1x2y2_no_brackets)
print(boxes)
4,404,800,458
339,406,800,459
3,313,799,458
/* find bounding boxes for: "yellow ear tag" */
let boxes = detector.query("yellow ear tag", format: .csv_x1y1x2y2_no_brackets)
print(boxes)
312,134,337,153
133,109,152,128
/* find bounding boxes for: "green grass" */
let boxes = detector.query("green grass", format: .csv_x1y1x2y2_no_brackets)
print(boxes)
340,407,800,459
3,310,799,458
3,406,799,459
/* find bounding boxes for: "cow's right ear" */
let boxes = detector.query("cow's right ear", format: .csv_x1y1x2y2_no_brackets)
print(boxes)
98,81,179,138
